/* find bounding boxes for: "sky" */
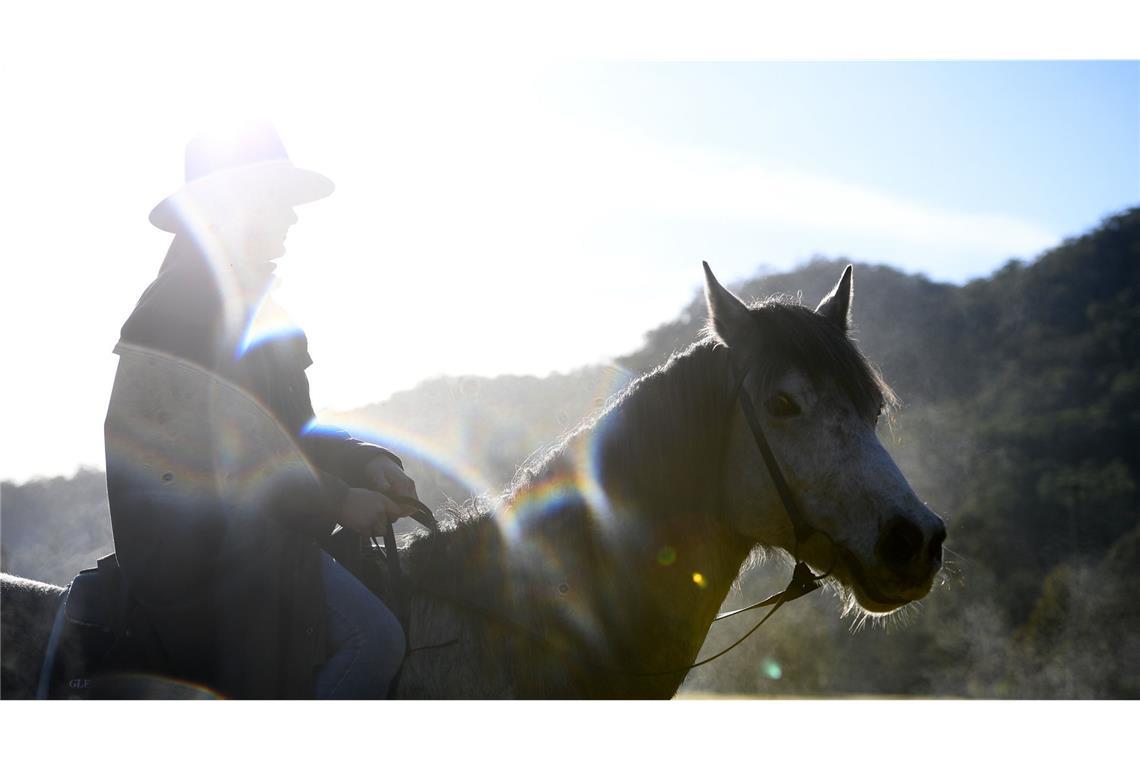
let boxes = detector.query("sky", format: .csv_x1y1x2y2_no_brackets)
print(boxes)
1,6,1137,482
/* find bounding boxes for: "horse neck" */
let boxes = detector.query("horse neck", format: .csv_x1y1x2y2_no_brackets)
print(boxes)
502,342,754,680
401,342,757,696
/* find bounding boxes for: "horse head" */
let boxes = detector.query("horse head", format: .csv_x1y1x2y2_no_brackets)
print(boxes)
704,263,945,615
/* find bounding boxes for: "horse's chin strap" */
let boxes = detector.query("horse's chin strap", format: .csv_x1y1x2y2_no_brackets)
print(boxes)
713,560,821,623
639,561,822,677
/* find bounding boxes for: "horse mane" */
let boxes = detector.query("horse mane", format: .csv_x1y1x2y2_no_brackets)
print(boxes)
517,338,735,520
399,339,736,605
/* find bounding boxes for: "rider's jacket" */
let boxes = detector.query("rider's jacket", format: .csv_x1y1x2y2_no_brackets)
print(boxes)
105,236,399,698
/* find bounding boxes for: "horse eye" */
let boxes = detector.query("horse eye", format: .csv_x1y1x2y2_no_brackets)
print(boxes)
764,392,801,417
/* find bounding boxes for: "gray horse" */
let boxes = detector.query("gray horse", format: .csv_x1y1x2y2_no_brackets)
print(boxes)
1,264,945,698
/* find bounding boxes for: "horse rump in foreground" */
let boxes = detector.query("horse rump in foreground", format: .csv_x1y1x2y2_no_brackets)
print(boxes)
1,264,945,699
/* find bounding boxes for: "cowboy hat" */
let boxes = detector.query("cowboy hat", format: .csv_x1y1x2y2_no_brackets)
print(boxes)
149,121,333,233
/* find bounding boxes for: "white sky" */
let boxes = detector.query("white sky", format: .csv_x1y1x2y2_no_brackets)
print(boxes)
1,2,1136,482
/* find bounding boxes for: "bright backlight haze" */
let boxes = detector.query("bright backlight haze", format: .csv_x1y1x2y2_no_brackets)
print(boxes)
1,9,1137,481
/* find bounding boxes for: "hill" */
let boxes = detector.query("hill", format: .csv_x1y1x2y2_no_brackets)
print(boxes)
3,206,1137,697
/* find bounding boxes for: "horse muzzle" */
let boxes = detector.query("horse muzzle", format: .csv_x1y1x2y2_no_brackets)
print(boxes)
875,514,946,588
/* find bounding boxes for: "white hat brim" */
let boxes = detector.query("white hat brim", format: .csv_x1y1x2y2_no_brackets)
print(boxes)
149,161,334,233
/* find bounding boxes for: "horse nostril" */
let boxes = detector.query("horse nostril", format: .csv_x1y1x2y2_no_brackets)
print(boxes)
928,523,946,566
878,517,924,572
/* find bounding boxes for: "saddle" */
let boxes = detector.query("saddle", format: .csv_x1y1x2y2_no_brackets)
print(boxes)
38,554,176,698
38,528,411,699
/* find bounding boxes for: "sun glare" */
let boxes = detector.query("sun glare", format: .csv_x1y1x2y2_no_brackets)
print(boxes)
3,52,1132,484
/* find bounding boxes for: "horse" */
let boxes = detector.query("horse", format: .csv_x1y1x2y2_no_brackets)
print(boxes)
1,263,945,698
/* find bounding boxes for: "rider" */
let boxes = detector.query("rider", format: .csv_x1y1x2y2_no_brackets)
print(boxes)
104,121,417,698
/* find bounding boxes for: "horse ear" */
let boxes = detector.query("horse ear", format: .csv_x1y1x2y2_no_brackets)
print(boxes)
703,261,754,348
816,265,853,332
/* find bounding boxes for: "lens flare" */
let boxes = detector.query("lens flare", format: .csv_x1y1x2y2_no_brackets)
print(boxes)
504,473,581,526
494,472,608,649
165,190,261,350
574,362,636,532
302,419,495,499
484,361,640,649
106,346,324,516
237,286,304,359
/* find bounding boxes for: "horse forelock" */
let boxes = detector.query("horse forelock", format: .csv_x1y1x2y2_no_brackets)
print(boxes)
745,296,896,419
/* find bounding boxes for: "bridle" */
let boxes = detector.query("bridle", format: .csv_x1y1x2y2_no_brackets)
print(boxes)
571,358,839,679
374,353,839,679
648,359,838,676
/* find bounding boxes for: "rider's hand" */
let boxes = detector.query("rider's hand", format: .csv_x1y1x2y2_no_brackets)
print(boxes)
364,455,419,503
338,487,416,536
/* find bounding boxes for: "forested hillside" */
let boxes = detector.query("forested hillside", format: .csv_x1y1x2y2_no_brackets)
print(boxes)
635,208,1140,698
4,207,1137,697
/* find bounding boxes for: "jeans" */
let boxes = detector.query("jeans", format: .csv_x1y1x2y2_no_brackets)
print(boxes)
314,552,406,699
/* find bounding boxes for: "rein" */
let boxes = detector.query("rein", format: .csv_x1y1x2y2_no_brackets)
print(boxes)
373,495,438,638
